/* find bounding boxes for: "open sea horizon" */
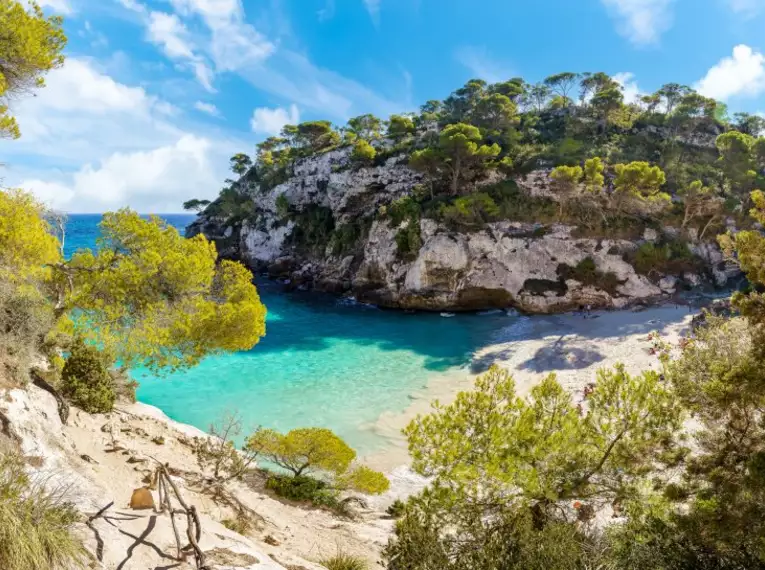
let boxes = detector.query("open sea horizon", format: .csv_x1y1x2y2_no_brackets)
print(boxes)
64,213,509,456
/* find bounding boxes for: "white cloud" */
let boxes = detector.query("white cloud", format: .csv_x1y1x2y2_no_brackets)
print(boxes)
194,101,221,117
363,0,380,24
35,0,73,14
148,12,194,59
696,44,765,101
613,72,643,103
454,46,511,83
20,136,219,213
601,0,675,46
1,59,240,213
727,0,764,17
250,104,299,135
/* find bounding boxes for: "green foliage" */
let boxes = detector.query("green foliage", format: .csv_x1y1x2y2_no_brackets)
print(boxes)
0,280,54,386
558,257,621,294
60,338,115,413
438,192,500,228
386,499,406,518
347,114,382,140
612,161,671,216
63,211,266,374
319,552,368,570
182,198,211,213
275,193,290,219
0,189,61,283
245,427,389,495
395,222,422,261
282,121,340,153
288,205,335,251
410,123,500,195
330,218,370,256
406,364,682,517
630,240,699,276
229,153,252,176
386,196,421,227
0,452,86,570
0,0,67,139
387,114,415,140
350,139,376,164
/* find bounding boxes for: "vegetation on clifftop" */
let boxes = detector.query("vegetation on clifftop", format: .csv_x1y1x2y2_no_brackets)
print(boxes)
201,73,765,249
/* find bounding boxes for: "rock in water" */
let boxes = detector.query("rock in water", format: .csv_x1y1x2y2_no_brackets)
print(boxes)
129,487,155,510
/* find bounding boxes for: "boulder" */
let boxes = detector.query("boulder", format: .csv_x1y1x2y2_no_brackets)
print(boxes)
129,487,155,510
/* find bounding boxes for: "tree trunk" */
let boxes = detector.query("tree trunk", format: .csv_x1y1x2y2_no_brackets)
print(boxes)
451,157,461,195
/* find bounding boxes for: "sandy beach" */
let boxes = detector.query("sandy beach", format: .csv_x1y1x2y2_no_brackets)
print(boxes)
364,304,695,476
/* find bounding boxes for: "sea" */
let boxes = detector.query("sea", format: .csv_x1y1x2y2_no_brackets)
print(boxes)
64,214,510,456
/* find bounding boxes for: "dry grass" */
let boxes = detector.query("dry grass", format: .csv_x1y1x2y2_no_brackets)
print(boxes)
0,452,87,570
319,551,368,570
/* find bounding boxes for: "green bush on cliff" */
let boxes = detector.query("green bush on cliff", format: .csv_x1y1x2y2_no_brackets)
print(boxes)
630,240,700,277
60,339,116,413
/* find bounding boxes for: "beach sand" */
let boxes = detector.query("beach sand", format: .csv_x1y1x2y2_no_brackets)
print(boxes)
363,305,695,480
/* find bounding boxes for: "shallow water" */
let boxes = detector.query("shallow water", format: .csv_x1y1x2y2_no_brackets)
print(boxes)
65,214,509,455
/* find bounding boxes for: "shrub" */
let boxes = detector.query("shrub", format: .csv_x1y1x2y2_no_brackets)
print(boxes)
289,206,336,252
0,452,86,570
438,193,500,229
60,339,116,413
320,551,368,570
0,280,54,386
395,222,422,261
386,499,406,518
557,257,621,294
275,193,290,219
245,427,389,495
350,140,376,164
386,196,421,227
630,240,700,276
265,473,335,504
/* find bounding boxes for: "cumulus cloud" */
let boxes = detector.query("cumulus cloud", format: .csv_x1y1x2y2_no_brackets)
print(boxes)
613,72,643,103
0,58,240,213
20,136,219,213
194,101,221,117
454,46,512,84
250,104,300,135
696,44,765,101
601,0,675,46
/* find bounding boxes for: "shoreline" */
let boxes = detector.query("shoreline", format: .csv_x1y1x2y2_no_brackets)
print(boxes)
361,303,697,485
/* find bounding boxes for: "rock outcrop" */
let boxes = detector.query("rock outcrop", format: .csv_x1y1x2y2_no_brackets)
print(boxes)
188,145,740,313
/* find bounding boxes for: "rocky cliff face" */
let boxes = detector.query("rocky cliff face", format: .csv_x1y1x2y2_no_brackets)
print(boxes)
188,145,740,313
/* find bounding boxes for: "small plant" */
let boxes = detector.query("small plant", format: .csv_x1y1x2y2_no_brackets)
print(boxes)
195,412,259,482
60,338,116,413
350,140,376,164
275,193,290,219
320,551,368,570
386,499,406,518
221,511,255,535
0,452,86,570
395,222,422,261
438,192,500,229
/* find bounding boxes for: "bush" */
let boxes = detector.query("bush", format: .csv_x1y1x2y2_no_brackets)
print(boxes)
438,193,500,229
60,339,116,413
630,240,700,277
386,499,406,518
275,193,290,219
350,140,376,164
0,452,86,570
0,281,54,386
557,257,621,294
395,222,422,261
320,551,368,570
386,196,421,227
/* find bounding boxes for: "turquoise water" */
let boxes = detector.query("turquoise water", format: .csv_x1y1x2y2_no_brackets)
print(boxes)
65,214,507,455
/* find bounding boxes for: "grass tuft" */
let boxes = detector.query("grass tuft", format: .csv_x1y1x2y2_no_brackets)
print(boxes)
0,452,86,570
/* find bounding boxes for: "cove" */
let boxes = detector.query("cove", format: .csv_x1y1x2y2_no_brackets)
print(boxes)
65,214,508,455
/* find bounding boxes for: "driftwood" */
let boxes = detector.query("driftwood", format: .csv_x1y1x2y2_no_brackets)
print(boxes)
30,369,69,424
154,462,210,570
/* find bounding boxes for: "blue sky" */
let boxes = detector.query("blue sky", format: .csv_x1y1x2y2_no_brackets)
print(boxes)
3,0,765,212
